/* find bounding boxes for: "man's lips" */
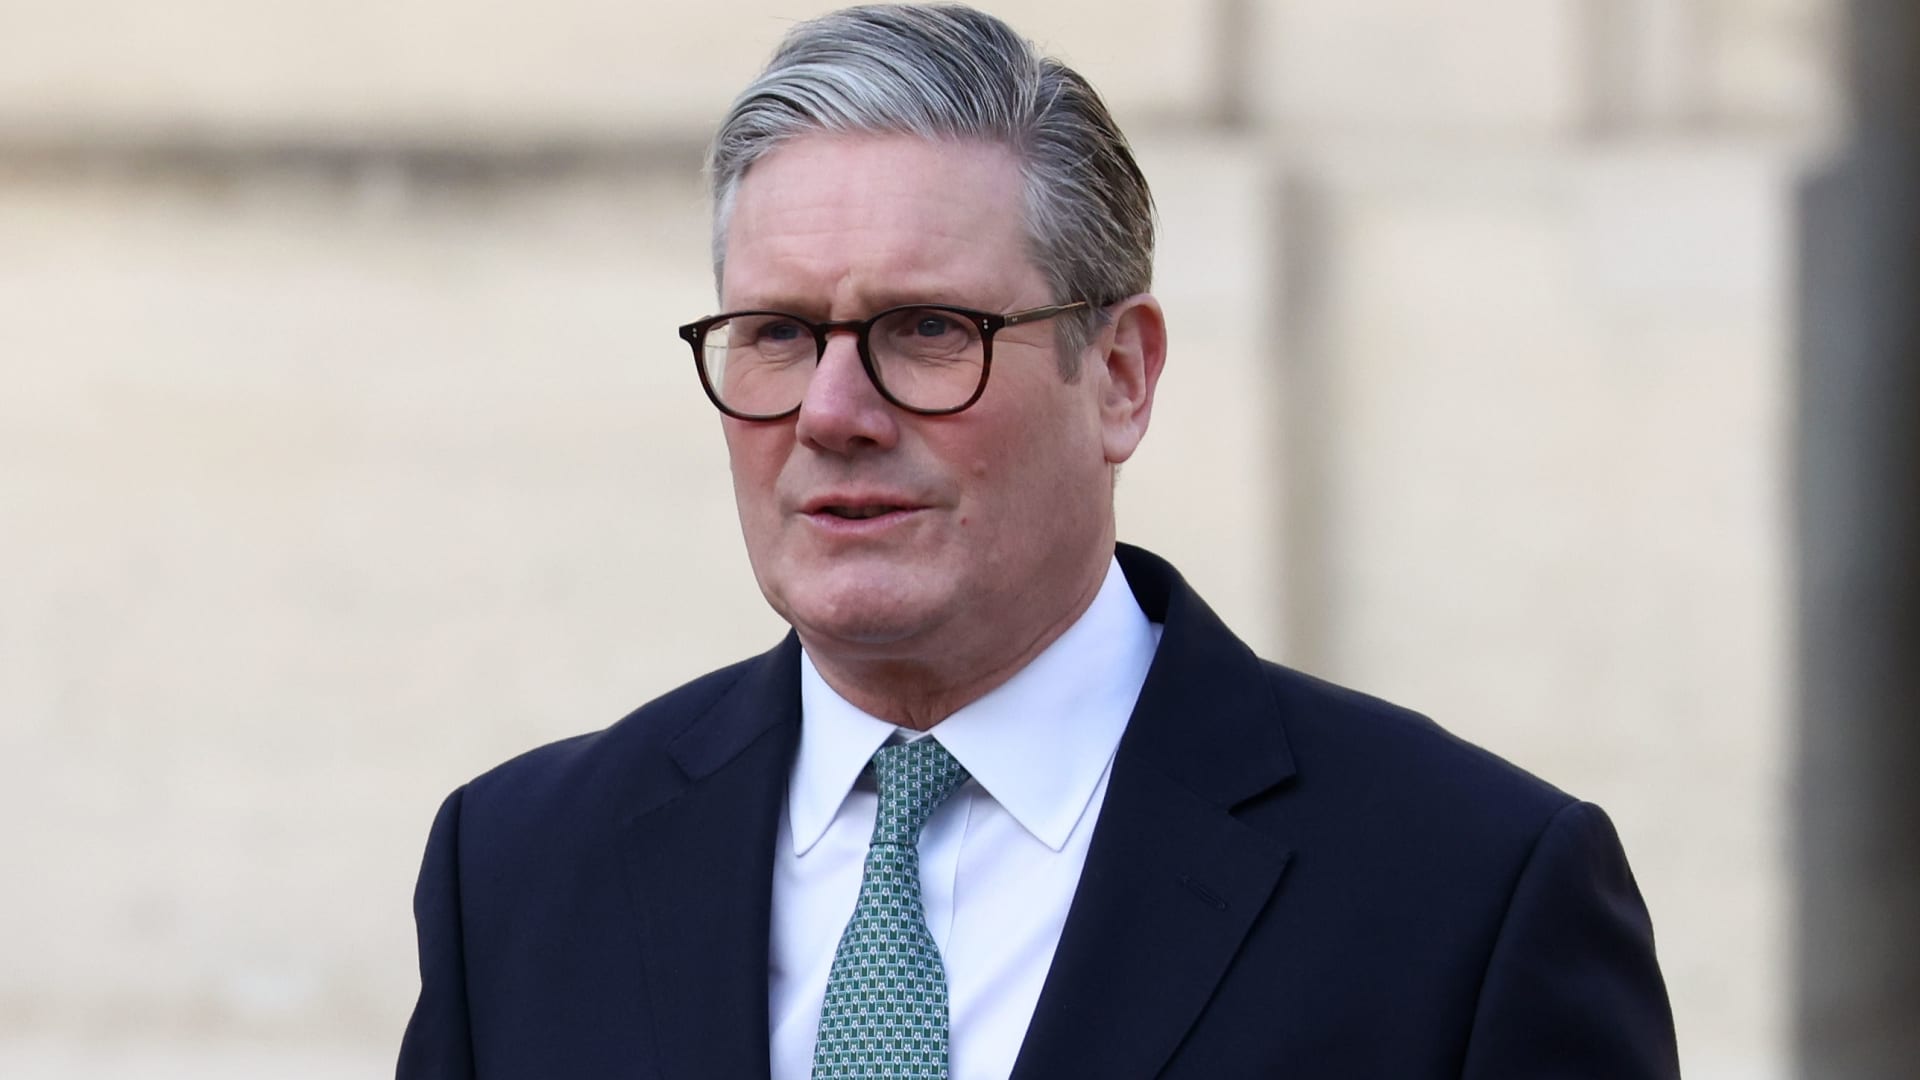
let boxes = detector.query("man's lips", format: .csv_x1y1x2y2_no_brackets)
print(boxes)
796,494,928,521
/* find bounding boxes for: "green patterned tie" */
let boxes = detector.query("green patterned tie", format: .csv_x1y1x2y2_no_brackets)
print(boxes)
811,737,971,1080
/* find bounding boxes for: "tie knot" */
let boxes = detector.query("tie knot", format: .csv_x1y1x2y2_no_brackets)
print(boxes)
869,737,969,846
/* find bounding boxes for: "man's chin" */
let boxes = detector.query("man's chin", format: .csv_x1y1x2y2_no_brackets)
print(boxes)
777,582,949,655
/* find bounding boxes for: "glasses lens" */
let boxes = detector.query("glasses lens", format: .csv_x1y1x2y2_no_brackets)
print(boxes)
867,306,987,411
700,314,814,417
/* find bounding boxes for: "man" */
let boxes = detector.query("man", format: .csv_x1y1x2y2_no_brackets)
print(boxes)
399,5,1680,1078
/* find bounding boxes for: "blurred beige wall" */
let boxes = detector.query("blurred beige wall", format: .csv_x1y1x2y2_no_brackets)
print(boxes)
0,1,1865,1077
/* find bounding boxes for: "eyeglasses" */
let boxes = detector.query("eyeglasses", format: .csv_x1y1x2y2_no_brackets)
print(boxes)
677,301,1091,420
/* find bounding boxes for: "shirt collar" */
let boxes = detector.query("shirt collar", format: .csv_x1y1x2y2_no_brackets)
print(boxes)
789,556,1162,855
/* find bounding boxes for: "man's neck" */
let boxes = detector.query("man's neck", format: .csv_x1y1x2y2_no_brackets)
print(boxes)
800,555,1113,731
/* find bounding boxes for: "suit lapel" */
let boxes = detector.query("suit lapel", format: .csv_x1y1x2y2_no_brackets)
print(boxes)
1011,547,1297,1080
621,636,801,1080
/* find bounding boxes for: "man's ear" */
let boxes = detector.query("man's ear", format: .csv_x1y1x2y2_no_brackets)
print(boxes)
1090,293,1167,465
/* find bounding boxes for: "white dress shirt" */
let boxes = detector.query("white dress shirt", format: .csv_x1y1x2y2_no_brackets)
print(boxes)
768,557,1162,1080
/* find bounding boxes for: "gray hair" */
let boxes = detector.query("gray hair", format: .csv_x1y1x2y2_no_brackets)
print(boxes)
706,2,1155,374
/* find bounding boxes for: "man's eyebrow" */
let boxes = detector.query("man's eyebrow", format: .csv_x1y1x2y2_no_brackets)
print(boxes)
724,291,998,317
717,293,808,314
719,292,831,316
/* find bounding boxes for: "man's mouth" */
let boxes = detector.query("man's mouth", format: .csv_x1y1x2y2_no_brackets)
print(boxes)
818,505,906,520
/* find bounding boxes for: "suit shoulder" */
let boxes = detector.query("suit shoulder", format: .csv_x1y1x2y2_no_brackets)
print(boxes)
456,651,771,825
1259,659,1575,823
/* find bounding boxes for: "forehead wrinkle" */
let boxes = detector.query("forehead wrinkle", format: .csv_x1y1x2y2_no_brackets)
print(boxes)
729,214,1026,317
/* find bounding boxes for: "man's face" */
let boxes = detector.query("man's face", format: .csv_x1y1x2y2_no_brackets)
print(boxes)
718,133,1126,680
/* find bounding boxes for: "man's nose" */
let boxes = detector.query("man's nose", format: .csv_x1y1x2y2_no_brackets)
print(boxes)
793,330,899,453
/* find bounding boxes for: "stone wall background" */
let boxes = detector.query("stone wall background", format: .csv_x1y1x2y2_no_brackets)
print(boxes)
4,2,1907,1077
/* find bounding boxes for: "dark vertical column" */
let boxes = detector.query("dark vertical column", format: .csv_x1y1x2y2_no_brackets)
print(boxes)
1795,2,1920,1076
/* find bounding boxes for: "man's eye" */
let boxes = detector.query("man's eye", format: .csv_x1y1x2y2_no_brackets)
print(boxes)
757,319,807,344
912,315,958,338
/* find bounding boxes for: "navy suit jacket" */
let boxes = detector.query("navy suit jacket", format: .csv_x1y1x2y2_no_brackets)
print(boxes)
399,544,1679,1078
